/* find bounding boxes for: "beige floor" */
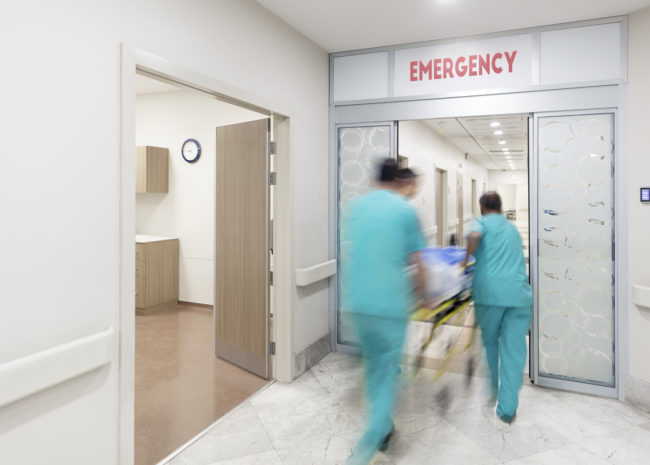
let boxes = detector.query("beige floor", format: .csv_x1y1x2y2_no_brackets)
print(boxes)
135,302,268,465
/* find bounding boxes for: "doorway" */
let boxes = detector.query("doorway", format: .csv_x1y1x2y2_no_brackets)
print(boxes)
120,50,294,465
133,73,274,465
435,168,448,247
335,107,617,398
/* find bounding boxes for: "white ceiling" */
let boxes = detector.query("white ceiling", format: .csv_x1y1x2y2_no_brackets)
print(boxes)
257,0,650,52
136,73,181,95
422,114,528,171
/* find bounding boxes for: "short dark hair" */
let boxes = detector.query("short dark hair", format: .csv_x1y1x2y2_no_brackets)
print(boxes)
396,168,417,181
378,158,398,183
479,191,502,212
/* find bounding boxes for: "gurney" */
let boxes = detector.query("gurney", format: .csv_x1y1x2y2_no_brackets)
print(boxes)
403,247,479,407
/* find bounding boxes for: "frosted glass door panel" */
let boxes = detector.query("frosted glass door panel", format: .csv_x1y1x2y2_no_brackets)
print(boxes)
537,113,614,386
338,126,392,345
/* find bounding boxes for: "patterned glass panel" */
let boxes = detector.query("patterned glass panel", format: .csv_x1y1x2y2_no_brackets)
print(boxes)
537,113,614,386
338,126,392,345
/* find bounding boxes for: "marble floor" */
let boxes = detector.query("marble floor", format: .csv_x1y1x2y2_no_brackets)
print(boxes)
165,351,650,465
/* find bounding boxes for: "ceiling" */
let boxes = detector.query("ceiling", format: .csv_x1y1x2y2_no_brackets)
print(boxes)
135,73,181,95
422,114,528,171
257,0,650,52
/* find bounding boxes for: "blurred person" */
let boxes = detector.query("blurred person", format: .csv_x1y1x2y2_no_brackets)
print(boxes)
342,158,427,465
461,191,532,424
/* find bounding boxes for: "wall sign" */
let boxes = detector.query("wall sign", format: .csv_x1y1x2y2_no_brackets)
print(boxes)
394,34,535,97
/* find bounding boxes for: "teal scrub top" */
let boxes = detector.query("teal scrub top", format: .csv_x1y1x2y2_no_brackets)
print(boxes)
467,213,533,308
341,189,426,320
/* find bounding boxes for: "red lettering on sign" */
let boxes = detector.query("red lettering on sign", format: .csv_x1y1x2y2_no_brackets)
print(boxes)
479,54,490,75
455,56,467,77
419,60,432,80
410,61,418,81
443,58,454,78
492,52,503,74
468,55,478,76
505,50,517,73
433,58,442,79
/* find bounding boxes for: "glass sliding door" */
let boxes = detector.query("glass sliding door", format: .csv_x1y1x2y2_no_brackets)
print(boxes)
337,124,395,345
532,111,616,394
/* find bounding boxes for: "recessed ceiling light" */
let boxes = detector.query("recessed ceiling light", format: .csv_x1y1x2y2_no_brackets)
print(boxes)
501,148,509,152
494,130,504,136
490,122,501,128
506,156,512,159
498,140,507,145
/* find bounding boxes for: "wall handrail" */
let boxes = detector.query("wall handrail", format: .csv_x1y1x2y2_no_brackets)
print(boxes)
0,327,115,409
296,260,337,287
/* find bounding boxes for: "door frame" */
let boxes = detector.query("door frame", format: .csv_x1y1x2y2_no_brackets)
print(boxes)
330,84,628,401
119,46,294,465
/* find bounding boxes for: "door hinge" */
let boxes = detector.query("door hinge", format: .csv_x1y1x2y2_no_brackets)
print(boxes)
269,341,276,355
269,141,277,155
269,172,277,185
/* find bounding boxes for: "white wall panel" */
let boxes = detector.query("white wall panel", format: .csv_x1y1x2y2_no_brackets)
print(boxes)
540,23,621,85
333,52,389,101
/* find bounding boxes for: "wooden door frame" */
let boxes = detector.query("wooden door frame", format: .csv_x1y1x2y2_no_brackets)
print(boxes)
119,46,293,465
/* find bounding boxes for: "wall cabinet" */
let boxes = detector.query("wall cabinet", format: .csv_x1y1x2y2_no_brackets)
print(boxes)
135,237,179,313
136,146,169,193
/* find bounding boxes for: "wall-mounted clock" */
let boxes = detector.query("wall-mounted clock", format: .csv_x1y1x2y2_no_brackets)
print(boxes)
181,138,201,163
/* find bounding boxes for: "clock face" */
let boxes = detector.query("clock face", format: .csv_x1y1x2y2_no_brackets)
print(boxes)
182,139,201,163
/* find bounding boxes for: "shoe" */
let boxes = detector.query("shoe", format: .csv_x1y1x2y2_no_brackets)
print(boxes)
378,425,395,452
498,413,516,424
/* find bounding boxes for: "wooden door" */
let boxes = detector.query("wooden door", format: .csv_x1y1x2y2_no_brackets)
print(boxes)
215,119,269,378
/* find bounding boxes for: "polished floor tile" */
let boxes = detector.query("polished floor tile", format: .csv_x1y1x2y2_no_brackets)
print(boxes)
166,352,650,465
136,302,268,465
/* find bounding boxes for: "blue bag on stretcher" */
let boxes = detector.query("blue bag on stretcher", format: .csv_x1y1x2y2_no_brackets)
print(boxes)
420,247,474,307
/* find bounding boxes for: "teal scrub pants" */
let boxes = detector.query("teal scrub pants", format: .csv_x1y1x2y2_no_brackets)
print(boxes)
347,312,407,465
474,304,531,420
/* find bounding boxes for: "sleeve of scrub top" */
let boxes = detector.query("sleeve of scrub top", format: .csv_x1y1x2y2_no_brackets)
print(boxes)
466,217,485,239
406,207,427,253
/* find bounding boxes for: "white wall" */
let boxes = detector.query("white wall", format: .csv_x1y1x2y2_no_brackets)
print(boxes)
627,6,650,407
0,1,328,463
136,90,266,305
488,169,529,224
398,121,488,243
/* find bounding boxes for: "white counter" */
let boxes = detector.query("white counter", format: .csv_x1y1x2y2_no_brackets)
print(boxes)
135,234,178,243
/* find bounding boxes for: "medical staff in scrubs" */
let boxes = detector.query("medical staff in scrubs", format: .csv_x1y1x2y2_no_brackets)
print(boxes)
342,159,426,465
462,191,532,424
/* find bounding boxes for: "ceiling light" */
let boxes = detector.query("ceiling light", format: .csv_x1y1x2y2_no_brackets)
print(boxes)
498,140,507,145
506,156,512,159
501,148,509,152
494,130,504,136
490,122,501,128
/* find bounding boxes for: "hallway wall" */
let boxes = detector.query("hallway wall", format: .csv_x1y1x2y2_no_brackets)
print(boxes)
399,120,488,244
0,1,328,464
626,5,650,410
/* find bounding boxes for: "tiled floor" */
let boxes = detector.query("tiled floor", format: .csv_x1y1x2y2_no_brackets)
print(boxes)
136,302,268,465
165,351,650,465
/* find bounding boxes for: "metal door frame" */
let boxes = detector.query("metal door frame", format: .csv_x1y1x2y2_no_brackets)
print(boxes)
530,109,618,398
330,85,626,400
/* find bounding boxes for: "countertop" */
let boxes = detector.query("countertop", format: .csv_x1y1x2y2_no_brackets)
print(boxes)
136,234,178,243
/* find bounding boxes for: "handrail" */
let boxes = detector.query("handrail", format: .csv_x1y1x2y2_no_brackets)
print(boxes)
633,284,650,309
296,260,337,287
0,327,115,408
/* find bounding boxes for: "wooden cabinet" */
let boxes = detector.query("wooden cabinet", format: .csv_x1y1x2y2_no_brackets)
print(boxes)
135,238,179,313
136,146,169,193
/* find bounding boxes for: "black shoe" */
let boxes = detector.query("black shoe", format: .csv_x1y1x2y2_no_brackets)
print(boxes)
378,425,395,452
